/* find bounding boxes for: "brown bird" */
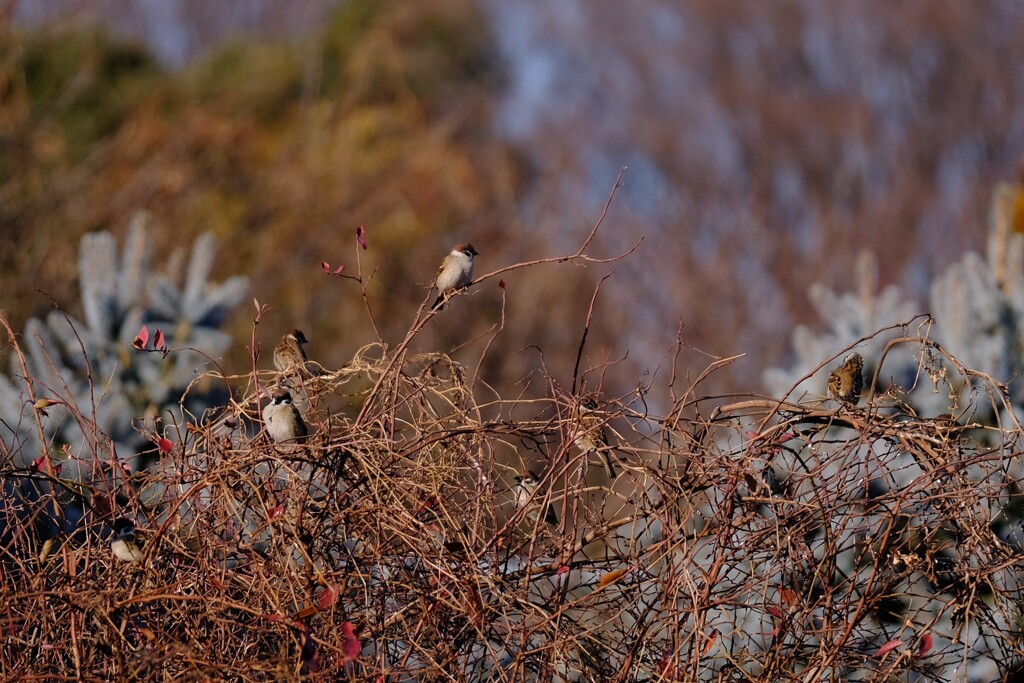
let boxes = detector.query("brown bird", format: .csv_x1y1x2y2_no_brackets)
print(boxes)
432,242,478,310
274,329,310,376
827,352,864,407
571,395,617,479
264,388,309,444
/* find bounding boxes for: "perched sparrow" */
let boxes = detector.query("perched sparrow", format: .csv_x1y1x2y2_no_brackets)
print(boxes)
264,388,309,444
432,242,478,310
274,329,310,375
827,352,864,407
111,517,144,563
571,395,617,479
513,472,558,526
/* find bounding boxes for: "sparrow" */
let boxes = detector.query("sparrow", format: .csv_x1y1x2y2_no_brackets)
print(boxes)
571,395,617,479
513,472,558,526
111,517,144,563
274,329,310,375
432,242,478,309
827,352,864,407
264,388,309,444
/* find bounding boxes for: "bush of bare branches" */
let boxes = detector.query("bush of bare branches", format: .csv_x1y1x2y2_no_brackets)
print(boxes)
5,315,1023,681
5,184,1024,681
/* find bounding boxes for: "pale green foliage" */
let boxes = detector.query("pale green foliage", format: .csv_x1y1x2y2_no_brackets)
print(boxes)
0,213,248,468
765,183,1024,420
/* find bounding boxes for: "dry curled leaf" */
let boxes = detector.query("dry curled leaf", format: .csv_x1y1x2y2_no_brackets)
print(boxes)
598,568,628,588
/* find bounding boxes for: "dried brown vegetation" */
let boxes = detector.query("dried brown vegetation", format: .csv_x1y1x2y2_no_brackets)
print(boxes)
4,190,1024,681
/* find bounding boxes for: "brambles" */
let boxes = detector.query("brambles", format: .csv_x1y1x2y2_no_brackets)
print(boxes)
4,186,1024,679
3,325,1022,679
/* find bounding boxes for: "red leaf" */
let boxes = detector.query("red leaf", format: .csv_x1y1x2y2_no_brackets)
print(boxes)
918,632,933,655
52,463,62,476
30,456,45,473
766,606,782,619
657,646,677,678
779,588,798,605
341,622,360,661
317,584,340,610
157,437,173,455
699,629,719,657
498,279,506,289
153,329,166,351
356,225,367,250
132,325,149,350
874,639,903,657
267,506,284,520
556,565,569,575
322,261,346,277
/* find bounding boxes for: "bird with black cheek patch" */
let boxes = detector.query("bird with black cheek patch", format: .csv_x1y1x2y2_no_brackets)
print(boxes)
274,328,312,377
432,242,478,310
264,388,309,444
111,518,144,563
513,471,558,527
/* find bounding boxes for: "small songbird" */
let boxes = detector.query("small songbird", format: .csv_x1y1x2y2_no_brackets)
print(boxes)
111,517,144,563
432,242,479,310
274,329,310,375
827,352,864,407
264,388,309,444
513,472,558,526
571,395,617,479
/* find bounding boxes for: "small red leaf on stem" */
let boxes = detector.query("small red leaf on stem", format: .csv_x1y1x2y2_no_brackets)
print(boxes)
356,225,367,250
153,329,166,351
699,629,719,657
341,621,360,661
267,505,284,520
556,565,569,575
874,639,903,657
918,632,933,655
157,437,173,455
30,456,45,473
317,584,340,610
658,646,677,678
322,261,346,277
132,326,149,350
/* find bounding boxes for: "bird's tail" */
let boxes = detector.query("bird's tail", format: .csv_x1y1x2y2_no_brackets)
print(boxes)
598,450,617,480
431,294,445,310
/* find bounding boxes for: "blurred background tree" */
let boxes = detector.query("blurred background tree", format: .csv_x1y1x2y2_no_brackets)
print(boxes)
4,0,1024,401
